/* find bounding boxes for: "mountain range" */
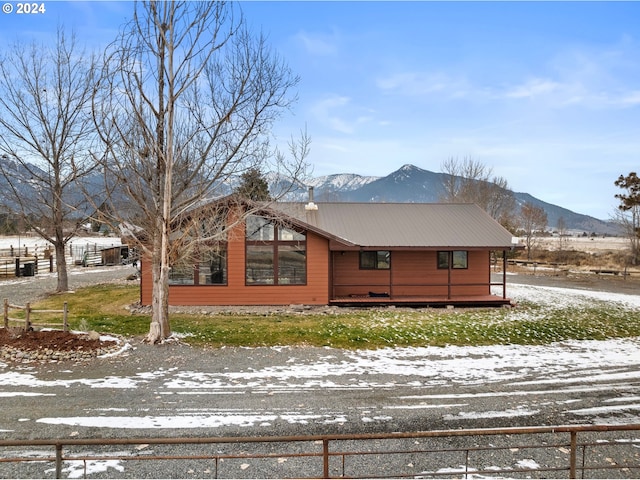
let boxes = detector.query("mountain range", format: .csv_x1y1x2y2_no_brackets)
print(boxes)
297,164,617,235
0,157,618,235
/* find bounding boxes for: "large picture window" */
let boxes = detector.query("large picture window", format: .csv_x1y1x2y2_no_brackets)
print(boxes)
360,251,390,270
437,251,468,269
246,215,306,285
168,246,227,285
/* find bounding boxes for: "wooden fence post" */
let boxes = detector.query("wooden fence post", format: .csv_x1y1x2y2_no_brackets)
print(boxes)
25,302,30,330
63,303,68,332
3,299,8,329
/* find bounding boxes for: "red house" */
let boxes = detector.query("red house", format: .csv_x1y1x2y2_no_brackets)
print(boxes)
139,200,520,307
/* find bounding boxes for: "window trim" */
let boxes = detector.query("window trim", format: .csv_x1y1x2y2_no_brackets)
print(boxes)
245,216,307,286
359,250,391,270
168,243,228,286
437,250,468,270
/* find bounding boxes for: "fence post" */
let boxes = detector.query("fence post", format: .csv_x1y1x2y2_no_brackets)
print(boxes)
25,302,31,331
15,258,20,277
49,255,54,273
3,299,8,328
63,302,68,332
323,439,329,478
55,443,63,479
569,431,577,478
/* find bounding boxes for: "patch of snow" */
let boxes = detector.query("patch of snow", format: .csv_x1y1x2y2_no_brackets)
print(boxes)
47,458,125,479
0,392,54,397
36,411,350,429
443,406,539,421
516,458,541,470
568,404,640,416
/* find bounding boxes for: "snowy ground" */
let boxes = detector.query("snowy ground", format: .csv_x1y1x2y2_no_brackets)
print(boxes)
0,234,124,252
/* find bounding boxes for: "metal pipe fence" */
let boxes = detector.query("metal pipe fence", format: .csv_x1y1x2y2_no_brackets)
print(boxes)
0,424,638,478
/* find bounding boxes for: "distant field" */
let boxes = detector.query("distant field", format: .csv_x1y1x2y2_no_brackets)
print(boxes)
534,236,628,253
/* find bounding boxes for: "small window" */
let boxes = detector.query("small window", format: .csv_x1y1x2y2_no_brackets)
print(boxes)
360,251,390,270
437,251,468,269
437,251,450,269
452,251,468,269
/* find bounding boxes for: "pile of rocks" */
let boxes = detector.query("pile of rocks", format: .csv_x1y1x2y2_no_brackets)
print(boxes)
128,302,345,316
0,343,120,363
0,329,123,364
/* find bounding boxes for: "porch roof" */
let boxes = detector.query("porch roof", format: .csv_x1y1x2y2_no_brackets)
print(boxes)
271,202,517,250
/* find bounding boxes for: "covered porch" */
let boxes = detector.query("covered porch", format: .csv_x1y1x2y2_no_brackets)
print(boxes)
329,250,514,308
330,293,512,308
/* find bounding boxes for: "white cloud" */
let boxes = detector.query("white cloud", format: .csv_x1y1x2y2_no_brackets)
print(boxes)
294,30,339,56
308,95,376,134
617,90,640,107
376,71,470,99
504,78,562,99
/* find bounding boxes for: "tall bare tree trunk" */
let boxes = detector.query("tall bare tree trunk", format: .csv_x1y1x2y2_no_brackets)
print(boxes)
54,239,69,293
148,225,170,343
94,2,306,344
149,245,161,343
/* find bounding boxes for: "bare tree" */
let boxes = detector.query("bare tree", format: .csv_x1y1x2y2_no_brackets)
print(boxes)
613,172,640,265
555,216,569,263
440,157,516,228
0,28,98,292
92,1,309,343
520,202,548,260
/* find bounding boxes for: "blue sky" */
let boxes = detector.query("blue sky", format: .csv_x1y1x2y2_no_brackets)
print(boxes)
1,1,639,221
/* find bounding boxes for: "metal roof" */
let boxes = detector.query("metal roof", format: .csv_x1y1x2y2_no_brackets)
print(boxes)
270,202,516,249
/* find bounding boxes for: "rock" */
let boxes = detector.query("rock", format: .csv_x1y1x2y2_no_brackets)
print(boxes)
86,331,101,341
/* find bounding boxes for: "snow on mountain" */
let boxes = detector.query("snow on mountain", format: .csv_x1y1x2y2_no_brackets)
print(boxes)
307,173,379,191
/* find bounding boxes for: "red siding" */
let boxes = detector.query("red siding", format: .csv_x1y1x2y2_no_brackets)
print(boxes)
141,225,330,306
332,250,491,298
332,251,391,297
140,211,495,306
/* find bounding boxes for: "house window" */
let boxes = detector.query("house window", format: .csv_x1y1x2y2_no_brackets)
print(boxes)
245,215,306,285
360,251,390,270
168,246,227,285
437,251,468,269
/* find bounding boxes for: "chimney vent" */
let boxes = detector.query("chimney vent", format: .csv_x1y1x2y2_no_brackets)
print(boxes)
305,186,318,211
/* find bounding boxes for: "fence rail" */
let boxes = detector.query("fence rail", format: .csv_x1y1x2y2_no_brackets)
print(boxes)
0,424,638,479
3,298,68,331
0,242,128,278
0,255,54,277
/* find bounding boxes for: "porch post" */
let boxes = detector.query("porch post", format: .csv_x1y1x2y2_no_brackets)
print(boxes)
388,253,393,299
447,259,452,299
330,251,335,302
502,250,507,299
